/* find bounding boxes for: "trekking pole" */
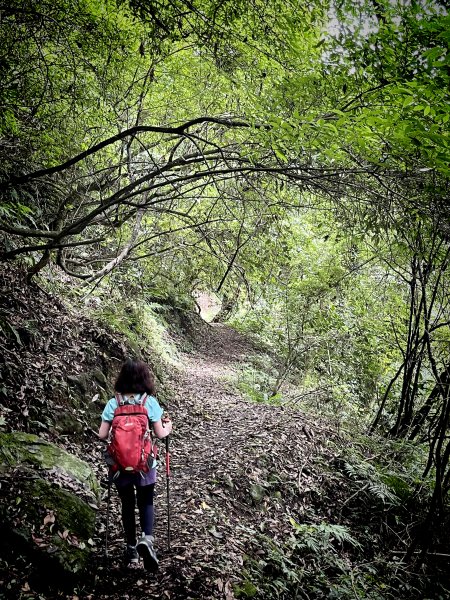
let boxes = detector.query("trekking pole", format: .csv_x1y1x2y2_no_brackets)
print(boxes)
105,477,112,560
165,435,171,551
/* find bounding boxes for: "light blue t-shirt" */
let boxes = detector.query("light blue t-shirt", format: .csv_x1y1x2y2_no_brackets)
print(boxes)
101,393,163,424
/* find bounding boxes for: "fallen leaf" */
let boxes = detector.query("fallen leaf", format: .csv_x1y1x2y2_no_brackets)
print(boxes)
224,580,235,600
208,527,223,539
32,535,44,544
58,529,69,540
43,512,55,526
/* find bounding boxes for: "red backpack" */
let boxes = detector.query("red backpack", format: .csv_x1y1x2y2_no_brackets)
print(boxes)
107,393,158,474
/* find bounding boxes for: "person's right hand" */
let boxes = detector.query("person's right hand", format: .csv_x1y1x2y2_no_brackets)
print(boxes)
162,416,173,433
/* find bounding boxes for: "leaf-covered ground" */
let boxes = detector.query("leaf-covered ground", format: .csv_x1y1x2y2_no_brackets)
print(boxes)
86,323,346,600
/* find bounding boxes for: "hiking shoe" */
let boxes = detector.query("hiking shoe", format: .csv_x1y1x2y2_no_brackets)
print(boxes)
136,535,158,572
125,544,139,566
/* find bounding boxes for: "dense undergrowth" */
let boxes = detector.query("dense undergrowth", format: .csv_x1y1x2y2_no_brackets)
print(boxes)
236,433,449,600
1,264,450,600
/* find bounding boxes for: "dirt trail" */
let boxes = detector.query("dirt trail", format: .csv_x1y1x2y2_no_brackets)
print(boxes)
94,324,329,600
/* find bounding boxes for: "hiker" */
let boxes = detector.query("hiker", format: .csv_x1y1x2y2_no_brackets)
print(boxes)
98,359,172,571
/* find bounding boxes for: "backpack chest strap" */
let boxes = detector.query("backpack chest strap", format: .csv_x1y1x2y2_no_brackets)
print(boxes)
115,392,148,406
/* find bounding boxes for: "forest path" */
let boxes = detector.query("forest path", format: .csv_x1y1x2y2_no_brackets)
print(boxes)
95,323,332,600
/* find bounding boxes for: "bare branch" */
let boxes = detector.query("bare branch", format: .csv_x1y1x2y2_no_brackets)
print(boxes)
84,208,145,282
1,237,104,261
4,116,254,188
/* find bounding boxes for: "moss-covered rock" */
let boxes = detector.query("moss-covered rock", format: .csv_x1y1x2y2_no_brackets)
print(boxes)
56,410,85,435
67,372,90,394
67,368,110,404
91,368,108,388
0,433,100,588
0,432,99,498
0,474,96,578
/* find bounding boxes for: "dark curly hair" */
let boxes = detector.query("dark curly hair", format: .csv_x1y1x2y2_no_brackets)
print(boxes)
114,359,156,396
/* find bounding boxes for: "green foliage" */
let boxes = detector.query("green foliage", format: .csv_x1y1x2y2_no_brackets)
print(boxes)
235,364,280,404
89,293,179,366
231,211,409,427
240,520,410,600
343,460,400,506
1,0,144,154
334,433,434,516
298,0,450,175
287,519,361,551
234,579,258,599
381,475,412,503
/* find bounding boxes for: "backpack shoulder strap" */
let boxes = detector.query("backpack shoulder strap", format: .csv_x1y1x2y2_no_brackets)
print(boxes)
138,393,148,406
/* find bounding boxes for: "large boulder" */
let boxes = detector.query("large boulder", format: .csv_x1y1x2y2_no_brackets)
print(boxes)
0,432,100,587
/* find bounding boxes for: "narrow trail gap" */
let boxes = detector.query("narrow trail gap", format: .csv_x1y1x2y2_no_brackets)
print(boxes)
94,323,328,599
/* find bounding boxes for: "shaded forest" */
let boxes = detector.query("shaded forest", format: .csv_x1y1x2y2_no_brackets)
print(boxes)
1,0,450,598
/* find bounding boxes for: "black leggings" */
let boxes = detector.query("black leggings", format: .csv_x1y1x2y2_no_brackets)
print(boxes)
117,483,155,546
